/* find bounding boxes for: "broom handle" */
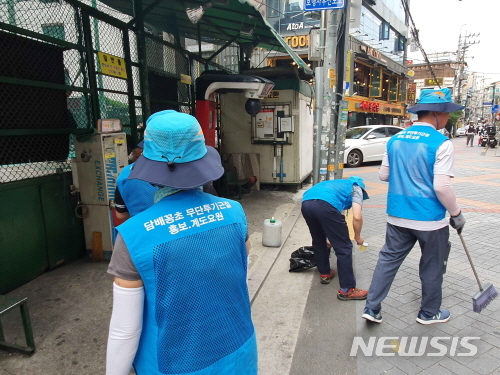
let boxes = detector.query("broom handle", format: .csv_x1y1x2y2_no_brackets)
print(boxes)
458,233,484,291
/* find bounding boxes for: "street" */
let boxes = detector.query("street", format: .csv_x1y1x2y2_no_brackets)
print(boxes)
253,138,500,375
1,138,500,374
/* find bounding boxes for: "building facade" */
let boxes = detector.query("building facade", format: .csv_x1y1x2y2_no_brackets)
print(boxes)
251,0,410,126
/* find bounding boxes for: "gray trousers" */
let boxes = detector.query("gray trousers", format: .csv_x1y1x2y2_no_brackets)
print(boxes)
366,223,449,316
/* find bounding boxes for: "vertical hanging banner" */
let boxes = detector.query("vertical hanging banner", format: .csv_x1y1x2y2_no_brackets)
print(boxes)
97,52,127,79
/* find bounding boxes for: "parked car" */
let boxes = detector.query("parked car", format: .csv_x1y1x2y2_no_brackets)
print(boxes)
455,127,466,137
344,125,404,167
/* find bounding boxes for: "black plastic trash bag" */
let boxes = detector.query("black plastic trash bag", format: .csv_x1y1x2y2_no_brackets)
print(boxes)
289,246,316,272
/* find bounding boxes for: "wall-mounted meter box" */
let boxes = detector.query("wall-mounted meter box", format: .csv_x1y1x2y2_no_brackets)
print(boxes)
221,76,314,186
253,104,293,144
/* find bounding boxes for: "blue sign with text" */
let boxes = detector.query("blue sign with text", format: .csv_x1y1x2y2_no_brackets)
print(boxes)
304,0,345,11
492,105,499,113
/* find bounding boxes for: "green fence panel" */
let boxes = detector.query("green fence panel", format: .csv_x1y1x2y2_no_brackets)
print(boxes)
0,184,48,294
40,173,85,269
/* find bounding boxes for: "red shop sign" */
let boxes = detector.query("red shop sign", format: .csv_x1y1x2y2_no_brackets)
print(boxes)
360,101,380,112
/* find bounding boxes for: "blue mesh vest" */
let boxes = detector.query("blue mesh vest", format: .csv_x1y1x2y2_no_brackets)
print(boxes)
117,164,157,216
117,190,257,375
302,179,357,212
386,125,448,221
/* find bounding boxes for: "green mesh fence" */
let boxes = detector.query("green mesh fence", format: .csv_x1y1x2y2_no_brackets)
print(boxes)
0,1,92,183
0,0,242,184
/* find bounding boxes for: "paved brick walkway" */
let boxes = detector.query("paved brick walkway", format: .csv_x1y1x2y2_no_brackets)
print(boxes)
343,139,500,374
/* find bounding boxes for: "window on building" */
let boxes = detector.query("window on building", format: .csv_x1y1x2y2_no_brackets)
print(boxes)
353,62,371,97
369,67,383,97
379,21,390,40
268,0,280,18
271,0,320,35
394,34,406,52
389,76,398,101
382,74,391,100
398,80,407,102
42,24,65,40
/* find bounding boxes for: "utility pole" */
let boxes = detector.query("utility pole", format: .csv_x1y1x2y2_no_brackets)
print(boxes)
454,29,479,135
319,9,340,182
329,0,350,180
311,0,349,183
312,10,327,185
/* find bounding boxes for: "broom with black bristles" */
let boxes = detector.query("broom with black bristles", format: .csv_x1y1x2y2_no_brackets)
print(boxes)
456,228,498,313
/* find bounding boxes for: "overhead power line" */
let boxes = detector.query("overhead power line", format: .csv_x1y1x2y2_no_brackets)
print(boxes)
401,0,442,89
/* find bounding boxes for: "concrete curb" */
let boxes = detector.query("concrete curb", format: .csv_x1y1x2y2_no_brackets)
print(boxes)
248,200,302,304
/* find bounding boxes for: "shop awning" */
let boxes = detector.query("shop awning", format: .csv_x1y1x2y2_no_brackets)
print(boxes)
94,0,313,76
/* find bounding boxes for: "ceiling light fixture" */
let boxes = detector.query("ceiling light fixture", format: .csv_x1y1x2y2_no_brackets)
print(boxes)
186,1,213,24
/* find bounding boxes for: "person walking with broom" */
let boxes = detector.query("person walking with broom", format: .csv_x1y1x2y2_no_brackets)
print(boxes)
362,88,466,325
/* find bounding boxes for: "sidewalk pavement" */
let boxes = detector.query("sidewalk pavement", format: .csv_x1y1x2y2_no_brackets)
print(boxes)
253,138,500,375
1,137,500,375
0,180,306,375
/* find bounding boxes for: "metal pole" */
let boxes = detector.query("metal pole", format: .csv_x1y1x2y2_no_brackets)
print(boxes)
312,10,328,185
82,10,101,124
7,0,16,26
123,29,138,145
492,83,496,125
313,66,323,185
332,0,350,180
323,9,340,181
134,0,151,120
92,0,104,112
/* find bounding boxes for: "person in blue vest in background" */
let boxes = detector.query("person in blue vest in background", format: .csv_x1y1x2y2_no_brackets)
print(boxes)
301,176,370,301
362,88,465,325
113,141,157,221
114,142,218,222
106,110,257,375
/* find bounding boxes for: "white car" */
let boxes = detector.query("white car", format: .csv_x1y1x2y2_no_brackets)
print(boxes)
343,125,404,167
455,127,466,137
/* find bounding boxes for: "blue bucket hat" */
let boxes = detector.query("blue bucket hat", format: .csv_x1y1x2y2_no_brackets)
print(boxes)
407,88,465,114
128,110,224,189
349,176,369,200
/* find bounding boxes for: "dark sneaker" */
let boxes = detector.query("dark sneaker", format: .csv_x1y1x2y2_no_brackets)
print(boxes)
337,287,368,301
362,307,382,323
416,309,450,325
320,270,336,284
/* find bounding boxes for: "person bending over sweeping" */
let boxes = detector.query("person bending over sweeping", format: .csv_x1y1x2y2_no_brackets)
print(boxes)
301,176,370,301
363,88,465,325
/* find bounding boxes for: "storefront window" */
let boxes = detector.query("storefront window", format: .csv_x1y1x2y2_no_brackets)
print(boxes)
389,76,398,101
382,74,390,101
369,67,382,97
398,80,407,102
353,63,370,97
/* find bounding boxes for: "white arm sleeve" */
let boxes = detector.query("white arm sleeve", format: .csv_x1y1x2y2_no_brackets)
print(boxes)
434,174,461,216
106,283,145,375
379,152,390,181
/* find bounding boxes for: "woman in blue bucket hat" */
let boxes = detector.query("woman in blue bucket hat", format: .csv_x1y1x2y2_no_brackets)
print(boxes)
362,88,466,325
106,110,257,375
